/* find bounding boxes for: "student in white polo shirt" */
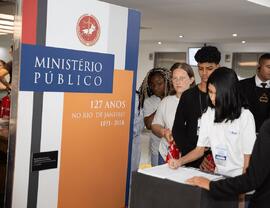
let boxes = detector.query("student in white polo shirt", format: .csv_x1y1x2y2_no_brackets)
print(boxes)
187,118,270,208
168,67,256,177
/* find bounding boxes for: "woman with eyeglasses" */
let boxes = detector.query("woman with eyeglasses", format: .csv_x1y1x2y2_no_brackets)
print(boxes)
151,63,195,164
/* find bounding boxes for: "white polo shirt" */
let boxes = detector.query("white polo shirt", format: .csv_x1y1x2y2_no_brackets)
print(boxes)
153,95,179,130
144,95,161,117
144,95,162,146
152,95,180,159
197,107,256,177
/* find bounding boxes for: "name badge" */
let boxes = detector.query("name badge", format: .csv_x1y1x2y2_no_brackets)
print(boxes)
215,146,228,167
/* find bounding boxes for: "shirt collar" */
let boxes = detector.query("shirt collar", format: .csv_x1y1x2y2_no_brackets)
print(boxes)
152,94,162,101
255,75,270,88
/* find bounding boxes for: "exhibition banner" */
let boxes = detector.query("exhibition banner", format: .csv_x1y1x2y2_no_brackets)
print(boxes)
10,0,140,207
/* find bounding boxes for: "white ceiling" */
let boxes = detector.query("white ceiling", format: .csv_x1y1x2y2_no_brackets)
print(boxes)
101,0,270,44
1,0,270,45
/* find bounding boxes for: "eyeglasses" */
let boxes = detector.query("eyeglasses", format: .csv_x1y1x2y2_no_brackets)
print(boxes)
172,77,188,82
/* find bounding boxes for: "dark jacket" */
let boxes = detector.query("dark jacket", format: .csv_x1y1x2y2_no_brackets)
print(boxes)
210,119,270,208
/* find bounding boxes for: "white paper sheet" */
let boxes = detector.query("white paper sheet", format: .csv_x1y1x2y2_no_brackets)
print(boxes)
167,167,223,184
138,164,177,179
138,164,223,184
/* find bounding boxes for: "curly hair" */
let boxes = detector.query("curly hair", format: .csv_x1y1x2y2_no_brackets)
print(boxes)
138,67,171,111
195,46,221,64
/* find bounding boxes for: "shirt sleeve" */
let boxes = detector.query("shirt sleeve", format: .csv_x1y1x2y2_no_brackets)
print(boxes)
144,97,155,117
133,94,144,137
152,98,165,126
210,119,270,198
197,108,210,147
240,110,257,154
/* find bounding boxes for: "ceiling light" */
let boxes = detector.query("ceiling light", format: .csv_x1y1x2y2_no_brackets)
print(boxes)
158,41,162,45
0,14,14,21
179,35,184,38
238,61,257,66
0,29,13,34
241,40,246,44
247,0,270,8
0,20,14,26
0,25,13,30
232,33,237,37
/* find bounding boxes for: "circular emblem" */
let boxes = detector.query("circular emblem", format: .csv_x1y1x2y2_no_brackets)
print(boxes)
76,14,100,46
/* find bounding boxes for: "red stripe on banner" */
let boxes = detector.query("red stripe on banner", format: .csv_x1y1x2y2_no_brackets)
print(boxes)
22,0,38,44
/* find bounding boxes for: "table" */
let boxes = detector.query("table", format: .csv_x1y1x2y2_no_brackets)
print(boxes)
130,167,238,208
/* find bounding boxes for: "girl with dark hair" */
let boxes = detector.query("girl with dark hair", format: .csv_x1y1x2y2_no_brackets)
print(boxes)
139,67,171,166
169,67,256,178
187,118,270,208
151,63,195,164
138,68,171,112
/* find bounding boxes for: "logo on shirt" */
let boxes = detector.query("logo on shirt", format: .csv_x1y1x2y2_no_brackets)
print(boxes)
76,14,101,46
259,93,269,103
229,130,238,135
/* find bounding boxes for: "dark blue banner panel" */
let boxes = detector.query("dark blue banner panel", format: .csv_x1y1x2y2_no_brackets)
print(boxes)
20,44,114,93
